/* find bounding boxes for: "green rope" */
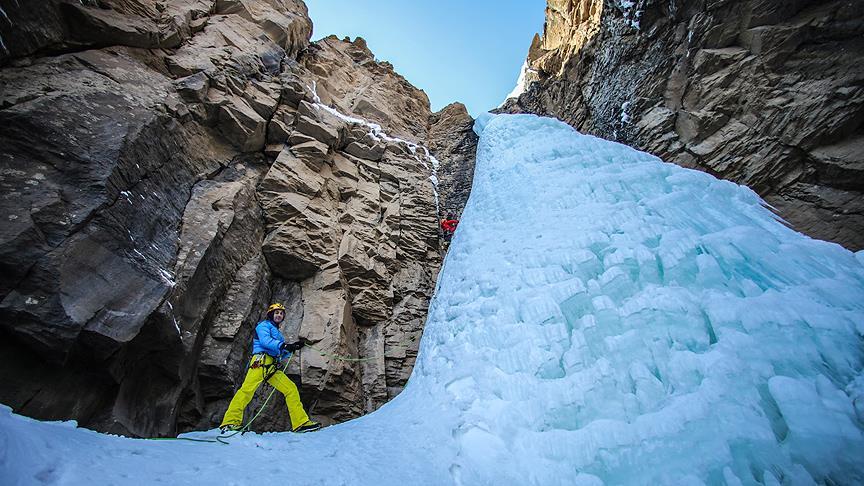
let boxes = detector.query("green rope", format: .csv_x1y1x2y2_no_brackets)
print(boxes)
305,344,379,363
148,436,222,444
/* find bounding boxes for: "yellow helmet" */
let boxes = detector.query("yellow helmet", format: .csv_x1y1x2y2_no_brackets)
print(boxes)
267,303,286,314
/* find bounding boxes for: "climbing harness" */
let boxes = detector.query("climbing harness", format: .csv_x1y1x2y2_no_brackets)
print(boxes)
250,353,279,381
250,353,266,369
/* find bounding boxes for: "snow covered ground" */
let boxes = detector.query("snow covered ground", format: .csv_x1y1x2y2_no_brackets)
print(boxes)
3,114,863,485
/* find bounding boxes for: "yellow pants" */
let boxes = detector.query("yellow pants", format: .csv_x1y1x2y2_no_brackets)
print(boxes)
220,354,310,431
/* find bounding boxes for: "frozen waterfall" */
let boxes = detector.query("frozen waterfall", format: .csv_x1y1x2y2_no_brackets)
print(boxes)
2,114,863,485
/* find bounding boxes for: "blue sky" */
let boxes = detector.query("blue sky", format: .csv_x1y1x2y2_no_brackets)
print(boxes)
305,0,546,118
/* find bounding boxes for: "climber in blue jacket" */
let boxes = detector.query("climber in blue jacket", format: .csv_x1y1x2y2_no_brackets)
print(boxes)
220,303,321,433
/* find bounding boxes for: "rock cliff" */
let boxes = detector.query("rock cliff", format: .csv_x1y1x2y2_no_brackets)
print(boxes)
301,35,432,143
0,0,476,436
502,0,864,251
428,102,479,217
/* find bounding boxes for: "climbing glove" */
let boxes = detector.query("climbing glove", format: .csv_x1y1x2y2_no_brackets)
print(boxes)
281,340,305,352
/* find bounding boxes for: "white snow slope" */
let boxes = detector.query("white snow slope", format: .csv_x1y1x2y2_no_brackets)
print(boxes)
3,114,864,485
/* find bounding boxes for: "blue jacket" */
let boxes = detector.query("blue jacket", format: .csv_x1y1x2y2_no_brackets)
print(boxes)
252,319,286,357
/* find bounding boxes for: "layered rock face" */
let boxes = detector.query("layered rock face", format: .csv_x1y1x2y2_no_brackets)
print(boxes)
427,102,479,217
502,0,864,251
255,99,443,419
301,35,433,143
0,0,461,436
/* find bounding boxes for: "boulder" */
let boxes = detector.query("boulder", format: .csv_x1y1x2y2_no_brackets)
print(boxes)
331,152,361,184
191,253,272,426
213,0,312,58
338,231,393,323
59,2,164,49
296,264,364,422
264,143,285,159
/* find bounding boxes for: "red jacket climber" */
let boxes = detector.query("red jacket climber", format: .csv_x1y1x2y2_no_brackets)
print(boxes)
441,213,459,241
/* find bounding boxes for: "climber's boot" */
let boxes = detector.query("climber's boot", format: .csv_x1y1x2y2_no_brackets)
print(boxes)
293,420,322,433
220,424,241,434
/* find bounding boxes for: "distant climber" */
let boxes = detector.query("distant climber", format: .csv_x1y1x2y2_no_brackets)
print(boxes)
219,303,321,434
441,213,459,242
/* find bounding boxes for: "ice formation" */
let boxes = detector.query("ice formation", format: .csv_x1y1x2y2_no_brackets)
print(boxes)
503,59,533,102
2,114,863,485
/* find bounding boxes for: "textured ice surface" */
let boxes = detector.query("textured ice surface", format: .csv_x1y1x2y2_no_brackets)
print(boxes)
2,114,863,485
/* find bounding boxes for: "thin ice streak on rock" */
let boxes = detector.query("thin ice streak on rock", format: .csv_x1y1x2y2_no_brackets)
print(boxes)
304,83,442,214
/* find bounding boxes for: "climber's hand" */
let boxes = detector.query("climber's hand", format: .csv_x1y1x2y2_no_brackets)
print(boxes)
281,341,303,352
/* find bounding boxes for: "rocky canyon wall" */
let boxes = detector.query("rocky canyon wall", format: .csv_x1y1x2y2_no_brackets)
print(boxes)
502,0,864,251
428,102,479,217
0,0,476,436
300,36,479,218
